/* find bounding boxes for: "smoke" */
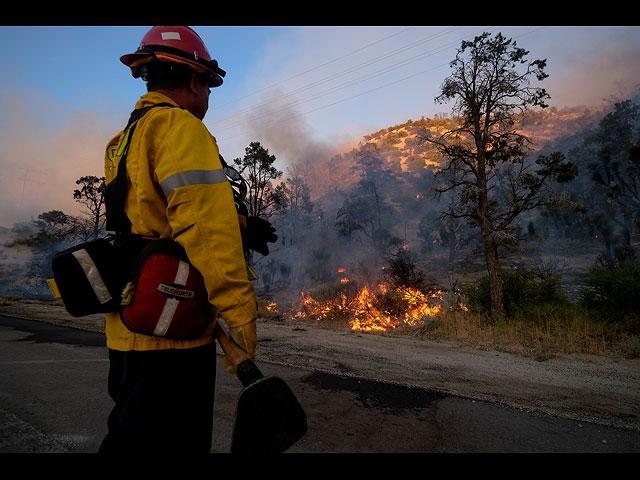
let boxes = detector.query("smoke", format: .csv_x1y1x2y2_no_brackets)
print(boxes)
235,91,371,297
0,84,115,229
0,84,120,298
547,34,640,108
242,88,361,199
238,91,452,302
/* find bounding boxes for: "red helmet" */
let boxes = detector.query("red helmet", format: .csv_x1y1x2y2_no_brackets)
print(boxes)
120,26,226,87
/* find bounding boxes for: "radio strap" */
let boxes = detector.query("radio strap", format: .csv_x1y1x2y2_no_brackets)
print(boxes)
105,102,178,235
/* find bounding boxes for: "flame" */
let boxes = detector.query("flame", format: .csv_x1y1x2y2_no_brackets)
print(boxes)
338,267,350,284
288,283,445,332
266,302,278,312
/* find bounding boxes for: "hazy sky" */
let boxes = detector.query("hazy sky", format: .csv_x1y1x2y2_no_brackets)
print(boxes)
1,25,639,228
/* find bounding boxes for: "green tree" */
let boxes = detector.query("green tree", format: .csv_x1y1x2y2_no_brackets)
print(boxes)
29,210,75,245
22,210,85,296
73,175,106,237
273,176,314,247
584,100,640,247
335,143,401,252
422,32,578,316
335,196,373,242
350,143,397,229
233,142,283,218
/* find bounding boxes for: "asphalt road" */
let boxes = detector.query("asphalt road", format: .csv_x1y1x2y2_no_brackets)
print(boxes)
2,314,640,454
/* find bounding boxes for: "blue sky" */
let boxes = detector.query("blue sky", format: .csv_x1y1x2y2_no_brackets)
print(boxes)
1,25,640,228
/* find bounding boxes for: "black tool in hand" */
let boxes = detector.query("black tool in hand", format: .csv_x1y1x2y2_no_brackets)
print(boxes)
214,323,307,453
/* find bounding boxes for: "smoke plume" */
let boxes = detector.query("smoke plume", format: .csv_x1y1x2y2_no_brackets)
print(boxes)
0,85,115,229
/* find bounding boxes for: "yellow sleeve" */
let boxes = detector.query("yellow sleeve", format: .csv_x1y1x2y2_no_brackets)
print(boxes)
153,113,257,328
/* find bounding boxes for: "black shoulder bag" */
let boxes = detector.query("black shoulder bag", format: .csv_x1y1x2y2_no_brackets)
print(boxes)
50,104,172,316
52,103,214,339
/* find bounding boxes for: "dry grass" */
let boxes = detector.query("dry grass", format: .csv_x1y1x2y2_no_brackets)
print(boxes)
257,297,636,359
398,310,631,359
0,296,65,307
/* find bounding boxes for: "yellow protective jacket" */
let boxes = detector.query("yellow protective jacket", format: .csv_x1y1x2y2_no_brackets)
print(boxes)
104,91,257,351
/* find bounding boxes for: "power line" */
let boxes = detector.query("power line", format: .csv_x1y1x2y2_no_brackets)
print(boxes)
210,27,460,132
213,27,546,146
213,26,416,112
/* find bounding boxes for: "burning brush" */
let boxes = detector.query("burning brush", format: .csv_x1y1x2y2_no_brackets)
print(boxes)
270,268,461,332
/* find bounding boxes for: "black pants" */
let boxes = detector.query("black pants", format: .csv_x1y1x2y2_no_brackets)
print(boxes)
98,343,216,454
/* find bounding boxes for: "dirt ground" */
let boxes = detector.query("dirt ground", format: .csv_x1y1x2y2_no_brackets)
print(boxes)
1,300,639,433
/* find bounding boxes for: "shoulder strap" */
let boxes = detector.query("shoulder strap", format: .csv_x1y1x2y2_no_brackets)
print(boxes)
104,103,178,235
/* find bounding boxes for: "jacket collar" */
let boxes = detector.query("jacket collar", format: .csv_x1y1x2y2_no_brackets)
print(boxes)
135,91,180,110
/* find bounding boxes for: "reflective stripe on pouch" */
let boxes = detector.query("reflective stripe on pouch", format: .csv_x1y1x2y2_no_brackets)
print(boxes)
71,249,113,304
159,169,228,198
153,261,191,337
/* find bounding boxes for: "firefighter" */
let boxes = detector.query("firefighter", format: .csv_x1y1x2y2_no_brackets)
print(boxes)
98,26,262,454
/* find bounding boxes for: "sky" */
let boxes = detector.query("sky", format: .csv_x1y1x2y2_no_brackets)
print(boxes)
1,25,639,228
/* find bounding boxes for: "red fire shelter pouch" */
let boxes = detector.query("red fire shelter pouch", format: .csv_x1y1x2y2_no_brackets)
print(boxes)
120,238,213,340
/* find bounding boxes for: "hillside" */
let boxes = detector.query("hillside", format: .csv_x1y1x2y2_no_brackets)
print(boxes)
252,99,640,306
305,104,609,206
356,105,607,173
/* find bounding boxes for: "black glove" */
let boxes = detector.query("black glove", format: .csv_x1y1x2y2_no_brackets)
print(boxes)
244,216,277,256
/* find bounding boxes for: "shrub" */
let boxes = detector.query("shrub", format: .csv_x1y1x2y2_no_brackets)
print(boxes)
619,335,640,358
462,268,572,321
383,247,426,290
579,259,640,328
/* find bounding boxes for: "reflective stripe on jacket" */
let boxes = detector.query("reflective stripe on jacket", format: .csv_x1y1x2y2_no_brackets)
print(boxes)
104,91,257,351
